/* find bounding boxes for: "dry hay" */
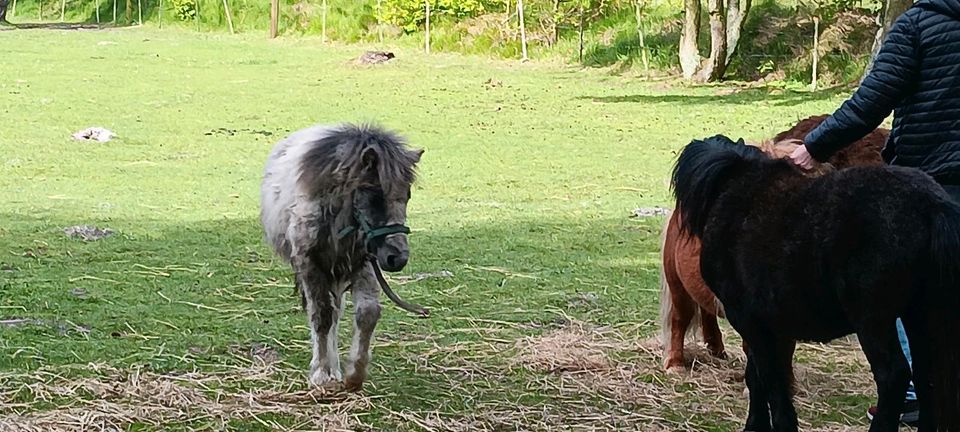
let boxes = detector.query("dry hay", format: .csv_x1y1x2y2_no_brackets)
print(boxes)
0,319,876,431
511,320,875,431
0,363,368,431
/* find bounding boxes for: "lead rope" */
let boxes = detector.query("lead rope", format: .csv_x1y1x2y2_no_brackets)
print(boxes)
368,256,429,317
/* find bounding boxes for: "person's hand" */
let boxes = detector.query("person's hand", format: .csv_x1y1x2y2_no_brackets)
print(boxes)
789,144,816,170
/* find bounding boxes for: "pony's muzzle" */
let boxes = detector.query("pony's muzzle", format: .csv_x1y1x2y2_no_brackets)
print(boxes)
377,234,410,272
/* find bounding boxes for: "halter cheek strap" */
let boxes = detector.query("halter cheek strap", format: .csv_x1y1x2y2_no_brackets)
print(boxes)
336,209,410,250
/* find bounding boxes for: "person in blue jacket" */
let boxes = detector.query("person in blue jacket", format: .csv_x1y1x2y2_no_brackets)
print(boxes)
790,0,960,424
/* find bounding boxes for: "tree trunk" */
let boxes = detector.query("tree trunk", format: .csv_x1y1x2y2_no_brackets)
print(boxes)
222,0,234,33
636,0,650,76
551,0,560,46
269,0,278,37
679,0,701,79
518,0,528,61
321,0,327,42
882,0,912,34
578,0,584,63
812,16,820,90
125,0,130,22
724,0,750,65
862,0,912,81
695,0,727,81
377,0,383,43
424,0,430,53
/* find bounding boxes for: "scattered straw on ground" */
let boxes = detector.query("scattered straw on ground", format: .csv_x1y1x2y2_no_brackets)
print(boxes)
0,319,877,431
0,363,367,432
508,319,875,431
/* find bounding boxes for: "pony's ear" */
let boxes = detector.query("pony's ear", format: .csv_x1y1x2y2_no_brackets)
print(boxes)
361,146,379,172
736,138,747,146
410,148,424,163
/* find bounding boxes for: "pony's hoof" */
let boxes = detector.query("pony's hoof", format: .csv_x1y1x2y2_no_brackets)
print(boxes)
309,367,343,388
665,364,687,375
343,376,364,392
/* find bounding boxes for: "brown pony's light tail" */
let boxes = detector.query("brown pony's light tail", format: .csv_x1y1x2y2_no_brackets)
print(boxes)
659,211,701,365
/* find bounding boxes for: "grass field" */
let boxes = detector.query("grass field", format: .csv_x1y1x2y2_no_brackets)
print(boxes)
0,27,879,431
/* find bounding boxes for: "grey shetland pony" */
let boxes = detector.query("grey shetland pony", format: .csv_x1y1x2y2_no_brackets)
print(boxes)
260,123,423,390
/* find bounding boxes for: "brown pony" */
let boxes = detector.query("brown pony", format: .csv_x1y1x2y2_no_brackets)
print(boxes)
660,115,888,371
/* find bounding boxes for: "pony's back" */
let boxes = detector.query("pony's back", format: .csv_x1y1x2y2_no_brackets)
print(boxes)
260,125,340,261
772,115,886,168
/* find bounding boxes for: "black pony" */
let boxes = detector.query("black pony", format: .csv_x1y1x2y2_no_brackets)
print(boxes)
671,135,960,432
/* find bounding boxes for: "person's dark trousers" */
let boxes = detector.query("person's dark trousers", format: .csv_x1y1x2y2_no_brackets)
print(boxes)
0,0,10,23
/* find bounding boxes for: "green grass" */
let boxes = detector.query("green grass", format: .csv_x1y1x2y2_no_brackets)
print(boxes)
0,27,875,430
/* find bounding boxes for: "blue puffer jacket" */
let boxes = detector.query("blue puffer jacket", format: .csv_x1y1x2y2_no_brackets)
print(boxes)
805,0,960,185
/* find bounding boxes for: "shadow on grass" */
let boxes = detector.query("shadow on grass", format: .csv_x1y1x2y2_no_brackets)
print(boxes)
0,210,664,359
0,210,667,423
2,22,116,30
577,86,850,107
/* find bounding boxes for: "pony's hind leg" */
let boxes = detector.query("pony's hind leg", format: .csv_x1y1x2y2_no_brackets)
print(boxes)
700,308,727,359
661,214,697,371
344,264,382,391
858,321,913,432
901,314,934,431
665,286,697,371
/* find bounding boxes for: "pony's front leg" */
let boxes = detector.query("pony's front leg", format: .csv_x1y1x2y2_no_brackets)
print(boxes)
766,339,799,432
296,260,345,387
344,264,382,391
743,350,772,432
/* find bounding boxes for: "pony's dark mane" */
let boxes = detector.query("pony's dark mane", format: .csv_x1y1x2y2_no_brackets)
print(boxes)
298,123,421,200
670,135,776,238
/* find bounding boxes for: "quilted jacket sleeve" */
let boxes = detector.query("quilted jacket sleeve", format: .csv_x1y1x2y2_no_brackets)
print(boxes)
804,12,921,162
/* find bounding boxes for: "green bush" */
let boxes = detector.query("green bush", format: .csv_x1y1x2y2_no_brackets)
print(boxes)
171,0,196,21
383,0,489,33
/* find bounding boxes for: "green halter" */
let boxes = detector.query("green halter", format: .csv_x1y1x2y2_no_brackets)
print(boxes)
336,209,410,250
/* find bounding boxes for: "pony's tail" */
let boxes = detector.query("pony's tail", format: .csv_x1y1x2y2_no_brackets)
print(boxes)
658,212,701,366
671,135,764,238
926,203,960,430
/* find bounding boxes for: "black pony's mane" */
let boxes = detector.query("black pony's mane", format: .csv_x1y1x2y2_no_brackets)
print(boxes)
670,134,784,238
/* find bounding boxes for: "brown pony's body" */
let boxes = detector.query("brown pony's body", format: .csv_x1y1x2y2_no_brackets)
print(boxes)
660,115,887,371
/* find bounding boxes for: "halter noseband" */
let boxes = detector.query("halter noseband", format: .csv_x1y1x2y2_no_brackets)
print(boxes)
336,209,410,250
